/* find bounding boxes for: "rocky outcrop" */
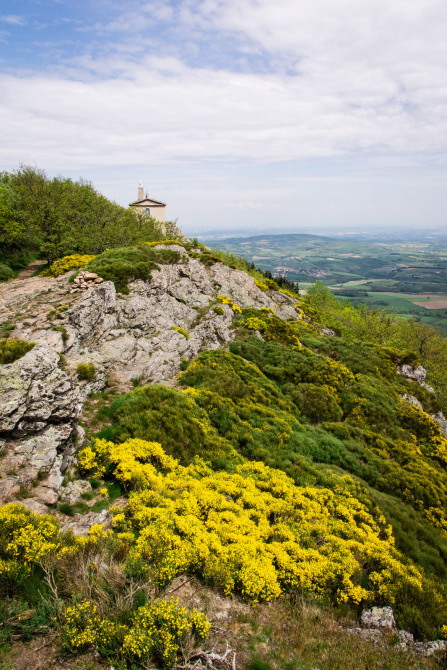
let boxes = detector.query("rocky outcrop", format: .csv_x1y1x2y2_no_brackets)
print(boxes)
397,363,434,393
360,606,395,632
53,251,300,386
347,607,447,657
0,344,83,505
0,247,305,515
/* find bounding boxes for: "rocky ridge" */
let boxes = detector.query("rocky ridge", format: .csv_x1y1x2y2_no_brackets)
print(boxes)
0,245,440,527
0,246,299,521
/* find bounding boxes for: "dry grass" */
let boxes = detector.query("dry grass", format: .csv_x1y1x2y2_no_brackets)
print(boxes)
238,598,444,670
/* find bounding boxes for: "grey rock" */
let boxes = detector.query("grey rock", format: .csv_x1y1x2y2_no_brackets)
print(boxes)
360,606,395,632
21,498,49,515
431,411,447,437
397,364,434,392
401,394,424,411
0,345,83,504
413,640,447,656
67,281,116,344
398,630,414,646
62,508,109,536
59,479,92,504
0,344,83,436
0,477,20,501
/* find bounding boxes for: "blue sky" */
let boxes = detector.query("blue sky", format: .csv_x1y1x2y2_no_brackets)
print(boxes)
1,0,447,234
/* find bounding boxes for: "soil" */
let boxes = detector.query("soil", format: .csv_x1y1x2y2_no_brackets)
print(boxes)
414,301,447,309
16,260,48,280
1,635,107,670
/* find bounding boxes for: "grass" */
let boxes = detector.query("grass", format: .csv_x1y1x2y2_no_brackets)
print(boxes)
243,599,440,670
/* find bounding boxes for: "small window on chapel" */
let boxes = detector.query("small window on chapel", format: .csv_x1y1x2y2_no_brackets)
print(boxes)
145,207,151,216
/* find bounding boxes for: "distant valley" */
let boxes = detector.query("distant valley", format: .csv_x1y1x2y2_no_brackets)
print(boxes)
205,232,447,332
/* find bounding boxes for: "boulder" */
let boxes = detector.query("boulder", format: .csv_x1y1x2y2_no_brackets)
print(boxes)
397,364,434,393
0,344,83,503
0,344,83,436
413,640,447,656
59,479,92,505
360,606,395,632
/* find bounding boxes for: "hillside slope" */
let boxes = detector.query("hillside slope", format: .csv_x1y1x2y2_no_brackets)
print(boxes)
1,241,447,669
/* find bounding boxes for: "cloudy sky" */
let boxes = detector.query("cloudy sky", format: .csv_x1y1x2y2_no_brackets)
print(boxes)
1,0,447,234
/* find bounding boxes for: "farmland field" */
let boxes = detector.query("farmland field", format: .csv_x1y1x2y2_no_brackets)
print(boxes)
204,232,447,332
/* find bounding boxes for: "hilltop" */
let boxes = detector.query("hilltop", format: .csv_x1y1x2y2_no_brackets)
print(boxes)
1,232,447,666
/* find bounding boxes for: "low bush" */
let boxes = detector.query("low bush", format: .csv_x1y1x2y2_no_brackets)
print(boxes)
87,245,182,293
42,254,95,277
77,362,96,381
0,263,14,282
0,338,35,364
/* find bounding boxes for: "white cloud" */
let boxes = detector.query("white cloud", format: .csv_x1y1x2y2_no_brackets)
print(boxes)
0,14,27,26
2,0,447,228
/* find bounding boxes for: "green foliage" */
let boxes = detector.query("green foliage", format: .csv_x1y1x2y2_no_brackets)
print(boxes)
0,338,35,364
0,181,27,254
1,165,169,266
0,263,14,282
285,383,343,423
305,282,447,412
77,362,96,381
86,245,181,293
95,384,240,468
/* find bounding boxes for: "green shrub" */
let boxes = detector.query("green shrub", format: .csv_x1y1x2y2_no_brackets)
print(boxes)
94,384,239,468
58,502,74,516
87,245,181,293
0,263,14,282
284,382,343,423
77,362,96,381
0,338,35,364
214,305,225,315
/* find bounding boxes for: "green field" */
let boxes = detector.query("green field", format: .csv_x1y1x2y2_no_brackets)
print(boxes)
205,233,447,332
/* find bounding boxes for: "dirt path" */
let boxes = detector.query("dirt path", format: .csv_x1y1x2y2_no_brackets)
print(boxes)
16,259,47,280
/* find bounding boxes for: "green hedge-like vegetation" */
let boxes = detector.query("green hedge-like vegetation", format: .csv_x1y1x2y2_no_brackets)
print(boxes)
0,263,14,282
0,338,35,364
86,245,182,293
0,166,173,268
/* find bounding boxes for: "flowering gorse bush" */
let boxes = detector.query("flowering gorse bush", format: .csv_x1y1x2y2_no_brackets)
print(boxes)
123,599,210,666
216,295,242,314
79,437,428,606
0,504,64,579
58,598,209,666
42,254,95,277
242,311,301,348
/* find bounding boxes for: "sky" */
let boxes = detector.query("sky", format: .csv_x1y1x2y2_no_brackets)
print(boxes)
1,0,447,234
